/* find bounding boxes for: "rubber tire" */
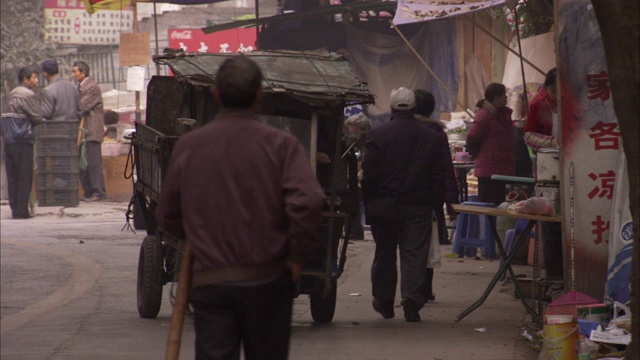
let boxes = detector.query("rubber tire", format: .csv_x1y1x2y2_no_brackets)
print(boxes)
132,196,147,231
137,235,164,318
309,278,337,323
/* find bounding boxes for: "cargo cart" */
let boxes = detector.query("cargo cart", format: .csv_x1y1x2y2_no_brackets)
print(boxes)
128,49,374,323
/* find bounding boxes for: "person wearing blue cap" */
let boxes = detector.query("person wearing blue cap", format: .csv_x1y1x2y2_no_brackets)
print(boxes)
1,66,44,218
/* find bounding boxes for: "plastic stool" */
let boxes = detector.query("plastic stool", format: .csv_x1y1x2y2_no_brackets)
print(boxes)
452,202,497,259
499,218,535,280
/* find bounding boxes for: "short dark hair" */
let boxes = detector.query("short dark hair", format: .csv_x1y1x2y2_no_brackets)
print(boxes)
41,59,59,75
484,83,506,103
73,61,90,77
215,56,263,109
104,110,119,126
18,66,39,83
544,68,557,88
414,89,436,117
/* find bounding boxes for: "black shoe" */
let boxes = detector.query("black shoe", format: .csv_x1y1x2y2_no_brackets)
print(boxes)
401,299,421,322
372,299,395,319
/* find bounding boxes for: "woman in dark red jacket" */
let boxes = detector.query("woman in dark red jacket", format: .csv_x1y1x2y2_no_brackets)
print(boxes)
524,68,558,150
466,83,515,205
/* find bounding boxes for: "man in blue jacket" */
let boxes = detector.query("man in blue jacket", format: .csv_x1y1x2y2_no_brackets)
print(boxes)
1,66,44,219
362,87,446,322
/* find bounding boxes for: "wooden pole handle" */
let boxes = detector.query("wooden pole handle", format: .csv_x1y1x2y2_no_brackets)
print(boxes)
165,242,193,360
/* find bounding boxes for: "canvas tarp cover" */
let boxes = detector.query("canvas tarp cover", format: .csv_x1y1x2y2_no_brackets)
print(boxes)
345,21,458,123
153,50,374,106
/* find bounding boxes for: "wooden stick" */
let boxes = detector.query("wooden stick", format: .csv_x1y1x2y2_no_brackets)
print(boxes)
165,242,193,360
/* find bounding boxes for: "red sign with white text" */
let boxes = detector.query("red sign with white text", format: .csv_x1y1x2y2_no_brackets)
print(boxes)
167,28,257,54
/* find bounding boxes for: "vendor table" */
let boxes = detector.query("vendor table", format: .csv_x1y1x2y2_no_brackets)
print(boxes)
451,204,561,322
453,161,475,203
490,174,535,185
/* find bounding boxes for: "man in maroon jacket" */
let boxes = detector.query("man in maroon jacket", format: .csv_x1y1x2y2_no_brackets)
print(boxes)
157,56,325,360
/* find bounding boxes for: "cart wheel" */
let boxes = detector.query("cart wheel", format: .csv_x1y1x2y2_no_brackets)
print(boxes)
310,278,337,323
137,235,164,318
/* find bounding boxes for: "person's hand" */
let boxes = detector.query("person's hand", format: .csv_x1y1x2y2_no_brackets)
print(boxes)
286,261,302,283
448,214,457,222
316,152,331,164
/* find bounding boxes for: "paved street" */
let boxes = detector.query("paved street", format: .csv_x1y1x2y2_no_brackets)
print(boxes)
1,201,539,360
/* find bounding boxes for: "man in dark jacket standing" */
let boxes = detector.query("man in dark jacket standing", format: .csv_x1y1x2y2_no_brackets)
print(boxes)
41,59,81,123
362,87,446,322
156,56,325,360
1,66,44,219
71,61,107,201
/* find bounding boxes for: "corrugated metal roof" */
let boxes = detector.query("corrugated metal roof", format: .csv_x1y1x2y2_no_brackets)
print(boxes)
153,49,375,106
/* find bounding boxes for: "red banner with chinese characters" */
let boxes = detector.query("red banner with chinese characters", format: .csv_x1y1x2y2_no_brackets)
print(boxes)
556,0,621,299
167,28,257,54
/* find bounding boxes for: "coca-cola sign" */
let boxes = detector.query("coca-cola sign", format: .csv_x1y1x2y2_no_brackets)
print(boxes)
168,28,257,54
170,30,193,40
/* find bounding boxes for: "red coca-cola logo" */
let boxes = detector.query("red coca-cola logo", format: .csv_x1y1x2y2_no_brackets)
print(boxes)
171,30,193,40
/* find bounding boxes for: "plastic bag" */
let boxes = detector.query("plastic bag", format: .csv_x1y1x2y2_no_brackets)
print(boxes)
510,197,555,216
427,219,441,268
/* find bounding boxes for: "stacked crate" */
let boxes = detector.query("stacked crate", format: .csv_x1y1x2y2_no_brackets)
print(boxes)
35,121,80,206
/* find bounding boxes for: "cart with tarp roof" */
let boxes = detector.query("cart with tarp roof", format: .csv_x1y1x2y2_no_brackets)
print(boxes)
127,49,374,323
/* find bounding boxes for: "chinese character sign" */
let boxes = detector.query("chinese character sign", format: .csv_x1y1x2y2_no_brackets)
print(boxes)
557,0,621,299
45,0,133,45
168,28,257,54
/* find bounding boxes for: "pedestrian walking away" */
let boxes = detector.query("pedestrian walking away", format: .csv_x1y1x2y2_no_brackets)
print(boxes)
72,61,107,201
156,55,325,360
362,87,446,322
1,66,44,219
414,89,459,303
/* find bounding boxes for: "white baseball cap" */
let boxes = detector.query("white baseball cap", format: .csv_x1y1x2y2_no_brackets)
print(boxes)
389,87,415,110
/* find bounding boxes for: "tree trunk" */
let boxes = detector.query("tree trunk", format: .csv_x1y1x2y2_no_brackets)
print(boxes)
590,1,639,358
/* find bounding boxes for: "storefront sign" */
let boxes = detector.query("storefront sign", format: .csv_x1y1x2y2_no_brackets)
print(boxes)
557,0,621,299
45,0,133,45
167,28,257,54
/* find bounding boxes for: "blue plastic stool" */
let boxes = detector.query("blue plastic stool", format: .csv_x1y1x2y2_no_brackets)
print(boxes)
499,218,535,280
452,201,497,259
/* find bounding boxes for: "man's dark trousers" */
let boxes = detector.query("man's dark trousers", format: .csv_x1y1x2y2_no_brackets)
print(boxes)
80,141,106,198
370,205,432,309
190,273,294,360
5,143,34,218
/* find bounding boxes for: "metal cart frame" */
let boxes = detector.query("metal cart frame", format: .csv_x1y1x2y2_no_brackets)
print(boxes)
129,50,374,323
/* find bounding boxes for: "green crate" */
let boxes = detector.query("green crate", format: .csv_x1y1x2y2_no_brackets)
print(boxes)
36,137,78,156
36,155,80,173
35,121,79,138
37,189,79,207
36,172,79,190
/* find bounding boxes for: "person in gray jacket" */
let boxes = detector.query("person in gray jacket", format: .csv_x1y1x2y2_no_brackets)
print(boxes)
1,66,44,218
41,59,81,123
